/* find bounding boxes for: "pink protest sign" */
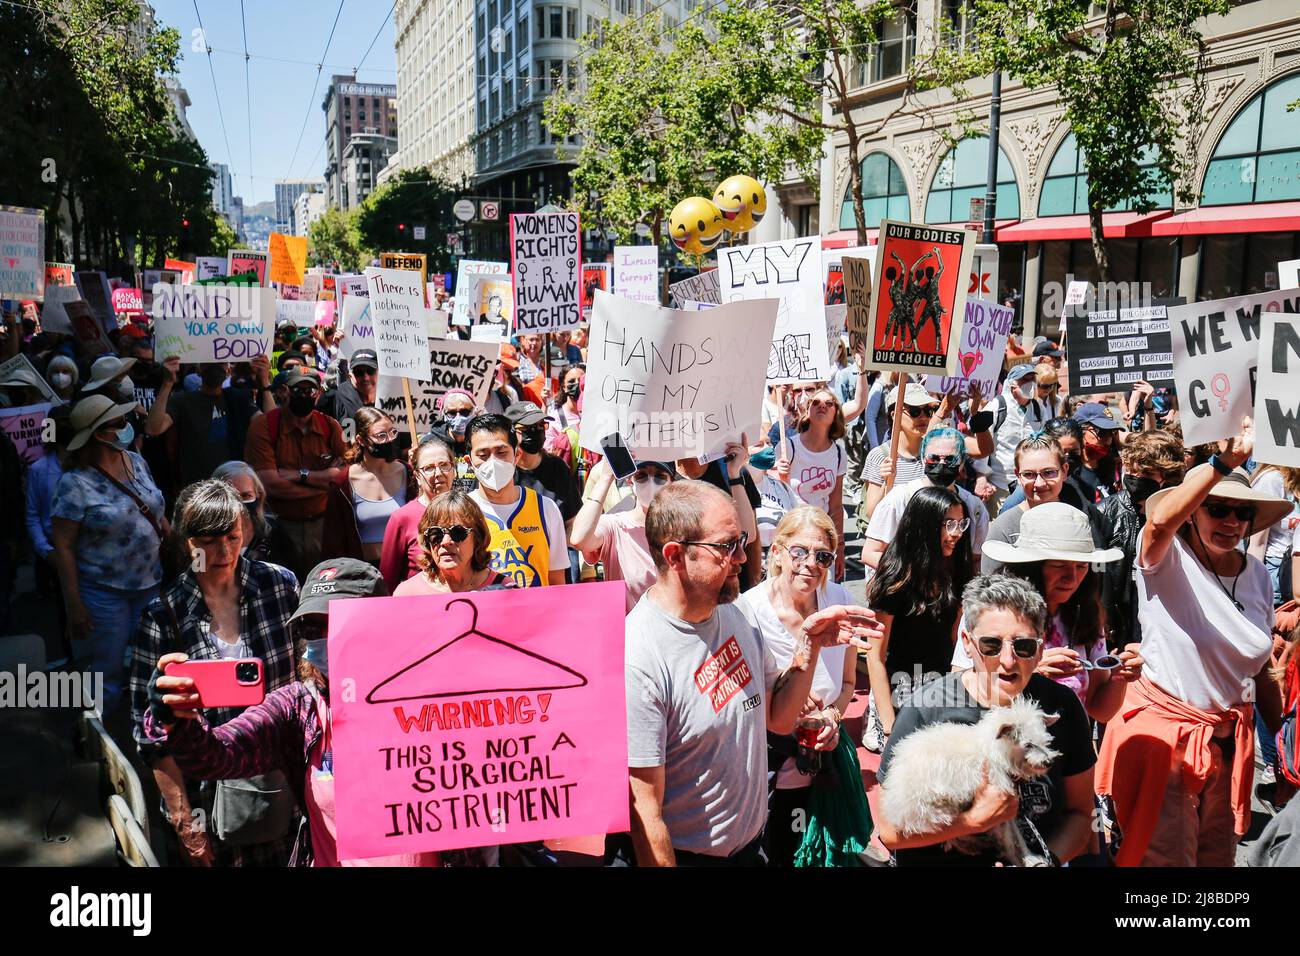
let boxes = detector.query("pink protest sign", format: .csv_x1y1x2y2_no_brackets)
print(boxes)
328,581,629,861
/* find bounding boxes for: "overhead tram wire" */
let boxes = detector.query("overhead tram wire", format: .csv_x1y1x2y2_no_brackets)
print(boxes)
192,0,237,193
284,0,347,181
240,0,253,192
353,1,395,75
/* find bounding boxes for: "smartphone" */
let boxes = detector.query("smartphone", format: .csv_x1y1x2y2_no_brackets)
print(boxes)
164,659,265,709
600,432,638,480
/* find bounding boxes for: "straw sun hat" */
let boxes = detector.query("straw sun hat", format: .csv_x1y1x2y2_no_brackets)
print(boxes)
1144,463,1293,531
981,502,1123,565
67,394,137,452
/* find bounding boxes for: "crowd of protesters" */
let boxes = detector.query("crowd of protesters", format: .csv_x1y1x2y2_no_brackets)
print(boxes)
2,286,1299,871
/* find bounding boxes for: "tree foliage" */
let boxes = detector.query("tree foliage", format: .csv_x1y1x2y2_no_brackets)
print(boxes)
308,207,366,273
353,169,459,273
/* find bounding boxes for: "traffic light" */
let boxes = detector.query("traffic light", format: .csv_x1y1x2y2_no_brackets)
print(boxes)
398,222,406,236
182,218,190,229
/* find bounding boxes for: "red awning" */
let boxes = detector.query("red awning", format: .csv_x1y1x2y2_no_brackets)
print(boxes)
821,230,877,248
995,211,1170,242
1148,201,1300,236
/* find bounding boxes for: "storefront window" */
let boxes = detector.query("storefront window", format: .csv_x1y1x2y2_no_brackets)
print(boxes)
1198,232,1300,299
838,152,910,230
1037,237,1180,337
924,136,1019,223
1039,132,1172,216
1202,71,1300,205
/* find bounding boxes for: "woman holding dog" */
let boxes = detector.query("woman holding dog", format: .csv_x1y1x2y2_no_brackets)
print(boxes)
1096,419,1289,867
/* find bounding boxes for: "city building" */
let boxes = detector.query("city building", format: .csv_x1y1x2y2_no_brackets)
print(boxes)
229,195,246,243
394,0,476,182
342,133,398,211
810,0,1300,339
210,163,233,217
274,179,325,235
162,76,194,140
294,188,327,237
322,75,398,209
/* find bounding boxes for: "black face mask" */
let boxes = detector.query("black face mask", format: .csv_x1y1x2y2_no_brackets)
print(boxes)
924,460,961,487
564,383,581,401
288,392,317,417
518,430,545,454
1122,474,1161,504
369,439,400,462
1063,452,1083,477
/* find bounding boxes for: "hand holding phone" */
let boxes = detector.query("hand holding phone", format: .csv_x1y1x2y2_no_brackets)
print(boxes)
599,432,638,481
163,657,266,709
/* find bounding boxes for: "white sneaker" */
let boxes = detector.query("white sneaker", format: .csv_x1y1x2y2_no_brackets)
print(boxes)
1260,764,1277,786
862,704,886,753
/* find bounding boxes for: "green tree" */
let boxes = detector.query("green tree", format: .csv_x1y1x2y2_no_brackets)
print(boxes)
544,12,824,245
970,0,1231,280
309,207,366,272
354,169,459,274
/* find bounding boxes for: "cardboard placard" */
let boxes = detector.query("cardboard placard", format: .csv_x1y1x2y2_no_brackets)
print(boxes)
613,246,659,306
1253,313,1300,468
0,354,59,404
0,402,52,466
473,275,514,327
227,249,269,286
0,206,45,299
196,256,227,280
668,270,720,307
364,267,430,379
152,285,275,363
74,271,116,334
45,262,74,290
268,234,307,286
340,296,373,360
1066,304,1174,396
164,258,197,285
581,263,610,319
379,252,428,301
1280,258,1300,292
376,338,501,431
509,211,582,333
825,245,875,307
842,255,873,354
451,260,508,327
923,298,1015,398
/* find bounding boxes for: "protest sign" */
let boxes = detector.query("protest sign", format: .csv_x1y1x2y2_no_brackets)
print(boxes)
376,338,500,432
1169,289,1300,445
1254,313,1300,468
164,258,197,285
37,285,82,334
152,285,275,363
427,309,449,340
336,274,368,302
1,206,44,299
716,237,831,385
140,269,181,315
328,583,628,860
0,402,52,466
111,287,143,319
340,296,374,360
267,233,307,286
509,211,582,333
1065,280,1089,306
74,271,116,333
1066,304,1174,396
470,323,505,343
473,275,513,327
45,262,74,290
1281,259,1300,291
365,267,430,380
301,273,324,301
613,246,659,305
197,272,257,288
825,245,875,306
67,300,112,356
276,299,335,330
379,252,428,300
578,290,777,460
842,255,873,354
825,304,847,363
227,249,269,285
669,269,720,308
451,260,508,326
279,284,303,301
196,256,227,280
923,298,1015,398
581,263,610,318
0,353,58,404
864,220,974,375
680,300,717,312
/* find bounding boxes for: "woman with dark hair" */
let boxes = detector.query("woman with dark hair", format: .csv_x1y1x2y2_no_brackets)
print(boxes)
862,486,973,752
322,406,411,563
379,433,459,592
393,490,517,596
212,460,278,565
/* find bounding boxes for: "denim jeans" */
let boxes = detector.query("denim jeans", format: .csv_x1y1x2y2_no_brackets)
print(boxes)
78,579,159,719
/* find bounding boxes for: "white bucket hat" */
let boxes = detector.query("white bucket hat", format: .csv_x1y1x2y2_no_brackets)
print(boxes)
82,355,136,391
1144,463,1293,531
981,502,1123,564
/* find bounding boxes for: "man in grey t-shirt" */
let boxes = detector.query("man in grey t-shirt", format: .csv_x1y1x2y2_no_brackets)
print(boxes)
623,481,880,865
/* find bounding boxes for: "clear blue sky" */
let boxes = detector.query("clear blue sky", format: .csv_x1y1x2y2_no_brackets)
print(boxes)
152,0,397,206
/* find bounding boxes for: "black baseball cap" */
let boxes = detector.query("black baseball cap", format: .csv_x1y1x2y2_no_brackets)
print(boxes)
1033,340,1063,358
289,558,388,623
277,349,307,370
283,368,322,390
504,400,550,427
350,348,379,371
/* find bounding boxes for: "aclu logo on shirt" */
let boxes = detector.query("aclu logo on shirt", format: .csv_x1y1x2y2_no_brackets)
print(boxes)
694,636,754,713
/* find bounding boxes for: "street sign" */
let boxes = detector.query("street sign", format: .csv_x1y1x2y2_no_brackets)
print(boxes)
480,201,499,221
453,199,475,222
413,225,426,241
447,232,461,249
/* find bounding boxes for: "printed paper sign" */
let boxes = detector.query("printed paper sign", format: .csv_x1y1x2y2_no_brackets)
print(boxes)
474,275,513,327
365,267,430,379
74,271,116,333
864,220,974,375
509,211,582,333
277,299,336,330
196,256,227,280
0,206,45,299
376,338,501,432
36,285,81,334
451,260,508,326
336,274,368,302
1254,314,1300,468
151,285,275,363
825,304,847,364
470,323,505,343
1169,289,1300,445
669,270,720,307
842,256,873,354
1281,258,1300,291
924,298,1014,398
578,290,778,460
1066,304,1174,397
301,273,324,302
581,263,610,318
227,249,269,285
268,233,307,286
45,262,74,290
164,258,197,285
613,246,659,306
0,402,52,466
1065,280,1089,306
111,287,144,318
329,584,628,860
67,300,112,356
340,296,373,360
379,252,428,300
825,245,875,307
716,237,831,385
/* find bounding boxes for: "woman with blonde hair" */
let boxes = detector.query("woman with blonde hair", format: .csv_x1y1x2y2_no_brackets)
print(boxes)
778,386,848,580
379,433,459,593
394,490,517,595
321,406,410,564
736,505,867,866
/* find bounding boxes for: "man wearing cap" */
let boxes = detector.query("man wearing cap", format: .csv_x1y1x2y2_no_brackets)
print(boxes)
987,364,1050,513
1033,339,1063,370
243,369,347,581
507,401,580,527
316,347,377,428
857,381,938,523
1073,401,1122,503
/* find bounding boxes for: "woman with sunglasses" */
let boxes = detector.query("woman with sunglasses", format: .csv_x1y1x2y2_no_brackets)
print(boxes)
1096,419,1291,867
782,387,848,579
322,407,411,565
862,486,974,753
380,434,459,593
735,507,866,866
394,490,516,596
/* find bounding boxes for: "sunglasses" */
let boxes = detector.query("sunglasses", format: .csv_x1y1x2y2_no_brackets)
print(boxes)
903,404,939,418
971,634,1044,660
1202,502,1257,523
807,398,836,411
783,544,835,568
678,532,749,559
1078,654,1122,671
924,454,960,467
426,525,472,545
943,518,971,534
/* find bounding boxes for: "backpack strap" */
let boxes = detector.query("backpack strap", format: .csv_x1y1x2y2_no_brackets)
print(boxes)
993,395,1008,433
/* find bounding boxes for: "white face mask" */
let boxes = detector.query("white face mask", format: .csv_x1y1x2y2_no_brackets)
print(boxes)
632,476,668,509
1018,380,1038,401
473,456,515,492
51,372,72,389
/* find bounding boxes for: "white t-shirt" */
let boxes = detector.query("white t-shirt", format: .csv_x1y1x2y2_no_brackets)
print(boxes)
737,579,852,789
1136,533,1273,711
468,486,570,573
1253,470,1300,568
865,476,990,556
787,433,846,515
756,475,797,548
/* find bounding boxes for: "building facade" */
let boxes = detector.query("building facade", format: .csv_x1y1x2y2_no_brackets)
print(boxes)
294,188,327,237
342,133,399,211
811,0,1300,339
394,0,477,183
322,75,398,209
274,179,324,235
210,163,233,217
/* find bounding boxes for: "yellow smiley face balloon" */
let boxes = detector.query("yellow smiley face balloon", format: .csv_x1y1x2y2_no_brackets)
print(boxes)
669,196,725,255
713,175,767,234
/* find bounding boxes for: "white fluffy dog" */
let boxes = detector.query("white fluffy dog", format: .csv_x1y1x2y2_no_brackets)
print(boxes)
881,696,1060,866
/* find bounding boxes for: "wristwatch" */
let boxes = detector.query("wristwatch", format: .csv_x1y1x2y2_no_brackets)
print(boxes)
728,476,745,487
298,468,310,485
1209,454,1234,476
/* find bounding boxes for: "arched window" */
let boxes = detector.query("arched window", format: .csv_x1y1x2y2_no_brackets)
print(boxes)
838,152,910,230
1039,132,1172,216
924,135,1019,223
1202,72,1300,205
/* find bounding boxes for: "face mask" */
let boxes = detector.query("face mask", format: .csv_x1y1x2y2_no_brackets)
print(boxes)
633,476,668,509
51,372,72,389
564,383,581,401
99,422,134,451
302,639,329,679
474,456,515,492
1122,474,1161,503
288,392,317,417
446,413,471,435
1084,432,1109,457
1062,451,1082,476
243,499,260,520
924,460,961,487
369,439,400,462
1018,380,1037,401
518,430,545,454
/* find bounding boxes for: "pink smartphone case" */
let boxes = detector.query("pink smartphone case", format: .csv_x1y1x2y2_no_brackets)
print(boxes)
165,659,265,708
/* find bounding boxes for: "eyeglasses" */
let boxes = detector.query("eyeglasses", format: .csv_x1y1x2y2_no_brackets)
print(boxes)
943,518,971,534
970,634,1044,659
419,462,457,476
807,399,836,411
425,525,472,545
678,532,749,559
1202,502,1257,523
924,454,960,467
782,544,835,568
1017,467,1061,483
903,405,939,419
369,428,399,444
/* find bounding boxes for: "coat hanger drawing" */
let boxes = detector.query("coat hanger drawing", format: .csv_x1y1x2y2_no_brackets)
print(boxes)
366,597,589,705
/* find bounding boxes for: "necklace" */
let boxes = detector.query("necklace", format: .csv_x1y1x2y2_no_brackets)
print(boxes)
1193,527,1246,611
